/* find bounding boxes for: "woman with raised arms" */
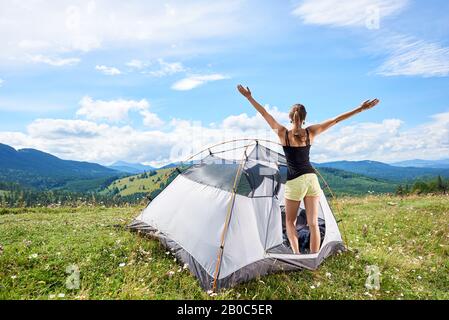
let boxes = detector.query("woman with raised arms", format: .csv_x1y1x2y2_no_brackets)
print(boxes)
237,84,379,254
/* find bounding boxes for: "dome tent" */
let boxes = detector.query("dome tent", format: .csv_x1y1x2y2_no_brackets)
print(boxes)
128,140,345,291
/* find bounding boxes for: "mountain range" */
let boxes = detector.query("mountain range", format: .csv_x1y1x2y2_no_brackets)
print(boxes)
390,159,449,169
107,161,155,174
1,142,448,193
0,143,121,191
314,160,449,182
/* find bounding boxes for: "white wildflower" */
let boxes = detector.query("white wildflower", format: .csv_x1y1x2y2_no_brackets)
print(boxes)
119,262,126,267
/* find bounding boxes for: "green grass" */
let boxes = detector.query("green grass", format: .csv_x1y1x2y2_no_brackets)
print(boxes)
101,168,174,197
0,195,448,300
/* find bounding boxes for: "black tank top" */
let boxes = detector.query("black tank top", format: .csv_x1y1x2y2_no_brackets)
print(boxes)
282,128,316,181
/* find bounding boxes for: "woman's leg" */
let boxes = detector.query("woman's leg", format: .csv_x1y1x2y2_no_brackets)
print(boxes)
285,198,301,254
304,196,321,253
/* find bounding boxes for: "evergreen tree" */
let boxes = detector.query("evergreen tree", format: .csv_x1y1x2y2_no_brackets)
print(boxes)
437,175,445,192
404,184,410,194
396,184,404,196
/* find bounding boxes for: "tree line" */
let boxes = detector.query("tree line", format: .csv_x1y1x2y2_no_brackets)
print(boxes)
0,182,151,207
395,176,448,196
0,170,180,208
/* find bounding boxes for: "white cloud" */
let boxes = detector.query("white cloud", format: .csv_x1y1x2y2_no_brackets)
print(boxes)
140,110,165,128
172,74,229,91
2,106,449,165
312,114,449,162
222,106,289,131
0,78,4,87
0,119,171,164
292,1,448,78
95,65,122,76
146,59,185,77
376,35,449,77
125,59,148,69
76,96,163,127
312,119,404,162
77,96,147,122
27,119,108,139
29,55,80,67
292,0,408,28
126,58,186,76
0,0,250,65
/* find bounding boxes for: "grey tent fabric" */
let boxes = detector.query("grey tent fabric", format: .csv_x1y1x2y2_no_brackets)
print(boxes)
128,141,345,291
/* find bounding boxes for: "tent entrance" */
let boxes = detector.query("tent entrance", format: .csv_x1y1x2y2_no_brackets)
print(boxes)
282,206,326,254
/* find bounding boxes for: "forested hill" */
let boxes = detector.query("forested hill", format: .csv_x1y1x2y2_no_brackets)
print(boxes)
0,143,120,190
314,160,449,182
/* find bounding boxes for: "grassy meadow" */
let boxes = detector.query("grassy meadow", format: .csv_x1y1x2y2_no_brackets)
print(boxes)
0,194,448,300
101,168,174,197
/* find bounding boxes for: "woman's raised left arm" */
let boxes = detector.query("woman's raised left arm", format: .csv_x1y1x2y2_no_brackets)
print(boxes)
308,99,380,137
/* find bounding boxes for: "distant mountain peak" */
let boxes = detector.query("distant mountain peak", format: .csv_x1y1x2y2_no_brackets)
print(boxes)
0,143,18,152
108,161,155,174
390,158,449,169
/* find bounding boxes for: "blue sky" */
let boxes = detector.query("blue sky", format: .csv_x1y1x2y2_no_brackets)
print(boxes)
0,0,448,166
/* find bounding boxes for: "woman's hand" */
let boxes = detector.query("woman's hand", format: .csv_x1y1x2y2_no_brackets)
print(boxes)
359,99,380,111
237,84,252,99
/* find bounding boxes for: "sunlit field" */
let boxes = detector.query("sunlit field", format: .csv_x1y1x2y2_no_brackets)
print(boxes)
0,194,448,300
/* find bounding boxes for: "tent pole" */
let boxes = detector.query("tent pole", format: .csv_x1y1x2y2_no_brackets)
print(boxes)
211,143,254,292
183,138,281,163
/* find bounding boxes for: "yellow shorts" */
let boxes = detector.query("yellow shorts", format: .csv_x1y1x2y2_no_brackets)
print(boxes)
284,173,321,201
